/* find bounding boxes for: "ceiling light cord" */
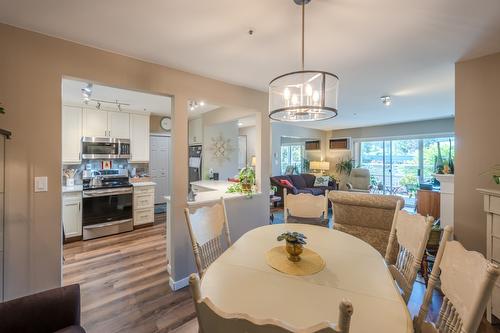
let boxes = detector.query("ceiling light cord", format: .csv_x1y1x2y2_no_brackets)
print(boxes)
301,1,305,71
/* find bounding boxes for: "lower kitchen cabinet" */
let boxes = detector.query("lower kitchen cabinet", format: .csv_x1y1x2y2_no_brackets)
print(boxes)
133,185,155,226
63,191,82,239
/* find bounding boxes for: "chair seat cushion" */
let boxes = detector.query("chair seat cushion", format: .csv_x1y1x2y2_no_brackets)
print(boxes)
54,325,86,333
287,216,329,228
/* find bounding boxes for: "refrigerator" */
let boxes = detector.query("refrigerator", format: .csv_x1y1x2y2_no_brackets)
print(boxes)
188,145,202,183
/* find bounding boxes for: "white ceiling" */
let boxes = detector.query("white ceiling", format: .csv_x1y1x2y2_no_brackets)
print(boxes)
3,0,500,130
62,78,172,115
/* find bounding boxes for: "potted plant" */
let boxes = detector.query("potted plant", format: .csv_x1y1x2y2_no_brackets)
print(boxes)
270,185,278,197
480,164,500,185
239,166,255,192
336,159,354,176
277,231,307,262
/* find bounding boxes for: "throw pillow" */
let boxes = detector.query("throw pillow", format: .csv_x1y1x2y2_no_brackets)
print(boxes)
279,179,294,188
313,176,330,187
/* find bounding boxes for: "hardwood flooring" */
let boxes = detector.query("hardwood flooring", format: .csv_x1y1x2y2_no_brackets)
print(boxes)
64,211,500,333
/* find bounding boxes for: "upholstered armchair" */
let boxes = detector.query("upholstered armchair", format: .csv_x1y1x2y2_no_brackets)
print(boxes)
346,168,371,193
329,191,404,257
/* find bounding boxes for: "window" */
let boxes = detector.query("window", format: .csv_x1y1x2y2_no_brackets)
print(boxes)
281,144,305,174
357,135,455,207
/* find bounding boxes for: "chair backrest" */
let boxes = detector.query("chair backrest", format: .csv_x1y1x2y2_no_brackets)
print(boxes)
184,197,231,276
284,188,328,222
384,201,434,303
414,226,500,333
189,274,353,333
349,168,370,190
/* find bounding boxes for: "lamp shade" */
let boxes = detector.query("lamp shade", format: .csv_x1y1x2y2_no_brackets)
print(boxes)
269,71,339,122
319,161,330,171
309,161,321,170
251,156,256,167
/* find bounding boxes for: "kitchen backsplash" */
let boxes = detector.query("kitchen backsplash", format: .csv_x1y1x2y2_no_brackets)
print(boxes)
62,160,149,186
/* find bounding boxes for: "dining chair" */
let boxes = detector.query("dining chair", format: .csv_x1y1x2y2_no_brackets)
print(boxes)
414,226,500,333
189,273,353,333
384,200,434,303
184,197,232,276
284,188,329,227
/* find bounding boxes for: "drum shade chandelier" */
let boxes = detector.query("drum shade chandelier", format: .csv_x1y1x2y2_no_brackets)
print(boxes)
269,0,339,122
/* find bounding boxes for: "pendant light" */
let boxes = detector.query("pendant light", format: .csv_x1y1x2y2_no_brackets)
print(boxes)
269,0,339,122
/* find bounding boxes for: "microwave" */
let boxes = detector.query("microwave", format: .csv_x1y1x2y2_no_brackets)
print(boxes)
81,137,131,159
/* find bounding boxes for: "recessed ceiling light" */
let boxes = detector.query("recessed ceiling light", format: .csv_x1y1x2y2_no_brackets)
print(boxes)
199,101,205,106
238,122,243,127
380,96,392,106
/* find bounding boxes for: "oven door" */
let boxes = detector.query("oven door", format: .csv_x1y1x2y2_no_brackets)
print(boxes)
82,137,120,159
82,187,133,239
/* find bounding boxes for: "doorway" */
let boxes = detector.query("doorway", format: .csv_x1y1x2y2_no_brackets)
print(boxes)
150,134,170,205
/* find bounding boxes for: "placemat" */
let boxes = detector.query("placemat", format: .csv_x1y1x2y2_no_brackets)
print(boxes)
265,246,325,276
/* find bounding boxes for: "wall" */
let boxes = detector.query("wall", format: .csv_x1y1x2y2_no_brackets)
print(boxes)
202,121,239,180
0,23,269,300
271,123,328,176
329,117,455,140
239,126,256,166
455,52,500,254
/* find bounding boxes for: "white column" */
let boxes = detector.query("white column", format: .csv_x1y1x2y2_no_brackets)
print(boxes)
435,174,454,237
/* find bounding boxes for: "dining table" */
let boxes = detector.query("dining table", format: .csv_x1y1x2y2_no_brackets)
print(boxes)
200,223,413,332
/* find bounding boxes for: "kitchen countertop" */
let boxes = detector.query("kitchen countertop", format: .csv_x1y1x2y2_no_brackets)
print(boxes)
62,185,83,193
131,181,156,187
165,180,261,205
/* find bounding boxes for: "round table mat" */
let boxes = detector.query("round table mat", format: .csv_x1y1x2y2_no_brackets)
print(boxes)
265,246,325,276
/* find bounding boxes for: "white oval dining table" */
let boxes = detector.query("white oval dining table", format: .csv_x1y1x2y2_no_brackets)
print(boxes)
200,223,413,333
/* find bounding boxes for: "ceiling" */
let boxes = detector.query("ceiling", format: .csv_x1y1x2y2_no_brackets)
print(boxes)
3,0,500,130
62,79,172,115
62,79,219,118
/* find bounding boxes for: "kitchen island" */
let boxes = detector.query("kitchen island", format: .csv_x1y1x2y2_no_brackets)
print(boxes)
164,180,268,290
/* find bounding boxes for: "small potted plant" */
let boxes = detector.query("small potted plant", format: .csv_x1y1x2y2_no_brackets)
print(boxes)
277,231,307,262
239,166,255,193
480,164,500,185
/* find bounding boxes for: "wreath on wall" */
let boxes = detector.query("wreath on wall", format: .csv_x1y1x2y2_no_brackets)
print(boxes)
208,133,234,165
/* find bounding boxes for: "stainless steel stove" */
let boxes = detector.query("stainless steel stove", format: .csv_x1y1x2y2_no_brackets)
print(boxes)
82,170,133,240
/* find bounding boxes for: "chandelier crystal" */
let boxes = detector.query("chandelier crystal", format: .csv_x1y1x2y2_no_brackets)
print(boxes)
269,0,339,122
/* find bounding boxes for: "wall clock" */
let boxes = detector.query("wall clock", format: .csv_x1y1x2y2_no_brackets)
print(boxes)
160,116,172,131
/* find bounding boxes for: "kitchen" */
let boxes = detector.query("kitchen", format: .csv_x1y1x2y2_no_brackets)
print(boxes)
61,78,172,243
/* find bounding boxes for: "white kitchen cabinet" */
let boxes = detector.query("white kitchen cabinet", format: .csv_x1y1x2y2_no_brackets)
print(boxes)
188,117,203,145
62,105,82,164
108,111,130,139
130,113,150,162
82,109,130,138
133,185,155,226
83,108,108,137
62,191,82,238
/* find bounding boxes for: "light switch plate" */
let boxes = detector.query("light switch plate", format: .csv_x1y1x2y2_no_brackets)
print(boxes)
34,176,48,192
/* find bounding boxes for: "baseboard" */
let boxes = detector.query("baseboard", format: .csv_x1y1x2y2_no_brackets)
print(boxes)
169,275,190,291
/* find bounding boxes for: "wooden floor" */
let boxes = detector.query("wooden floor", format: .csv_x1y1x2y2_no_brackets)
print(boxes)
64,212,500,333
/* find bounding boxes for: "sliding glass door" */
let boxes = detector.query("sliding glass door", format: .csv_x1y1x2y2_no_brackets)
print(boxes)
281,144,305,174
358,135,454,207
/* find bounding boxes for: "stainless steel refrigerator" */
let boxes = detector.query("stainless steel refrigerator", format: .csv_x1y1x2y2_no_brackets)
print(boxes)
188,145,202,183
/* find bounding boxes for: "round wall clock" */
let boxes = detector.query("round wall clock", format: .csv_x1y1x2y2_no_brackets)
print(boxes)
160,116,172,131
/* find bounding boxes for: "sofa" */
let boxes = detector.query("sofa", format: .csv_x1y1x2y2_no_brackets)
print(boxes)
271,174,337,204
329,191,404,257
0,284,85,333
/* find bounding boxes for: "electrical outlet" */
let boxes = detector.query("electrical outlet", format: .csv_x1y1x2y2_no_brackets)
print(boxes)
34,176,48,192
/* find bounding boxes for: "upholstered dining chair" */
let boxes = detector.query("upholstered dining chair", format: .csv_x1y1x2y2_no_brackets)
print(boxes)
384,200,434,303
414,226,500,333
184,197,232,276
284,188,329,227
189,274,353,333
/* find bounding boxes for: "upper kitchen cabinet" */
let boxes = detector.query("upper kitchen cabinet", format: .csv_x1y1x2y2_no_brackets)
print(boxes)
130,113,150,162
82,108,130,139
188,117,203,145
62,105,82,164
83,108,108,137
108,111,130,139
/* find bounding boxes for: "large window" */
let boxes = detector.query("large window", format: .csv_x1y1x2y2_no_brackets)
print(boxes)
281,144,305,174
358,135,454,207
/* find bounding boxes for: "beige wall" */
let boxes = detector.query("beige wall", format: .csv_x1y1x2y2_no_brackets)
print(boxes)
0,23,269,299
455,52,500,254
